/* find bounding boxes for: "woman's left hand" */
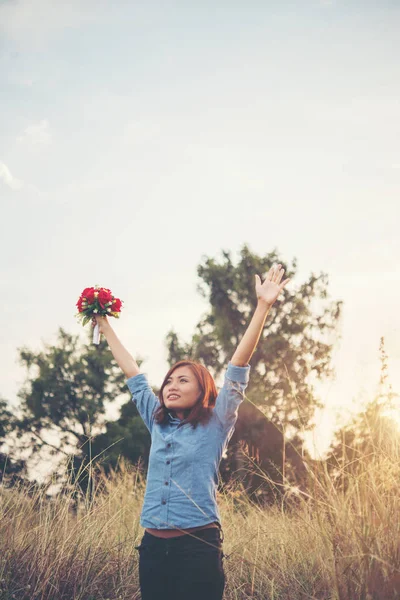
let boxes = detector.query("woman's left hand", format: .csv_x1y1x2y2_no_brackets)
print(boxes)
255,264,291,307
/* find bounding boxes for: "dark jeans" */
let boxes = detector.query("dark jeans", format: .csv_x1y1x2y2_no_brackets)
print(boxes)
135,524,226,600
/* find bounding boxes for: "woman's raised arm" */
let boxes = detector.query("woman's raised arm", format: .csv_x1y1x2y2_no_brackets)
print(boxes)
230,264,290,367
93,315,140,378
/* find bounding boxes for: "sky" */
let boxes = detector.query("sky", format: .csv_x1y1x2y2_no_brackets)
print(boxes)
1,0,399,478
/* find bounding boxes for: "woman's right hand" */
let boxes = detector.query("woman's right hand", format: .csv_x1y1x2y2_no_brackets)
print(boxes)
92,315,110,334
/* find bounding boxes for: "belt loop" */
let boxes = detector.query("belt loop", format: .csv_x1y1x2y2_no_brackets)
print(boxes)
216,521,224,543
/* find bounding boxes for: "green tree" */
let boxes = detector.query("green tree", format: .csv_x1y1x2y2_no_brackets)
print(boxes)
165,244,342,500
0,397,27,483
14,327,151,491
71,393,153,496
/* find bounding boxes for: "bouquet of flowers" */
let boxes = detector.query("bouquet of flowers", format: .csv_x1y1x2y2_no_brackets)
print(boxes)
75,286,123,344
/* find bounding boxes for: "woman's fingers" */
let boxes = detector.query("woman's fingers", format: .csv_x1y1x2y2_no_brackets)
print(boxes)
281,277,290,286
267,264,283,283
259,265,289,288
276,266,284,284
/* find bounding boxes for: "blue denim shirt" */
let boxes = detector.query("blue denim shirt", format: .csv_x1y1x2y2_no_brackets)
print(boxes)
126,361,250,530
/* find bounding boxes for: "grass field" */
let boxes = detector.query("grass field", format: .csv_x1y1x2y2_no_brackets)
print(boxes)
1,434,399,600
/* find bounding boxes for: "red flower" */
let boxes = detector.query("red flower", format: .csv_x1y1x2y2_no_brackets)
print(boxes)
98,288,113,309
82,287,96,303
111,298,122,312
76,297,85,312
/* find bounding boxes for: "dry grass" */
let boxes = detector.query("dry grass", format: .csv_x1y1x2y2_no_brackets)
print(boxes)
1,435,400,600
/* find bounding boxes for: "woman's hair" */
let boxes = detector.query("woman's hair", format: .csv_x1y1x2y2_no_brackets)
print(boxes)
154,360,218,429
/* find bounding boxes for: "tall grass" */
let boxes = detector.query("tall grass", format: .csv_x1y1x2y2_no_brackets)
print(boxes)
1,429,400,599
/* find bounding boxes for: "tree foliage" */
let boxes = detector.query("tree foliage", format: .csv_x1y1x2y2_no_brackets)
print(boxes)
166,244,342,431
13,327,151,488
15,328,125,452
0,397,27,482
165,244,342,499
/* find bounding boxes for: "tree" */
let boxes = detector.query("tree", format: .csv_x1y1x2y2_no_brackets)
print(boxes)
13,327,151,490
0,397,28,484
165,244,342,500
70,394,153,496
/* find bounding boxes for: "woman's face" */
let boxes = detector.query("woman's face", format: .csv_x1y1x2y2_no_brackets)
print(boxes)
163,366,202,417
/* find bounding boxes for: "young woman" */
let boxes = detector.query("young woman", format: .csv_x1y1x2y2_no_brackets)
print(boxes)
93,264,290,600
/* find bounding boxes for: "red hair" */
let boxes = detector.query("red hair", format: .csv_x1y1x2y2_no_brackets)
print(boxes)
154,361,217,429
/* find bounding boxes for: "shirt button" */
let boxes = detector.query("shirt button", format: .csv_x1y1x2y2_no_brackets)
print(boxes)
164,481,168,485
166,460,170,464
167,443,171,448
162,499,167,505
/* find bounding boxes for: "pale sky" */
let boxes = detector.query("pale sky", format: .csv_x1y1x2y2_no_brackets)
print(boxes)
1,0,399,470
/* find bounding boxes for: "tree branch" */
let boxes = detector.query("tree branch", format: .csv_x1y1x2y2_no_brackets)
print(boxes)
30,429,70,457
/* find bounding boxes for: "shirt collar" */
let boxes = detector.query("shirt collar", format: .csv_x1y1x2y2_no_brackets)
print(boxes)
167,411,181,423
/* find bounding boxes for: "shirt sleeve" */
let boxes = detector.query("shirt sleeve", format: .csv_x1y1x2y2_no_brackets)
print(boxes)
126,373,160,434
214,362,251,432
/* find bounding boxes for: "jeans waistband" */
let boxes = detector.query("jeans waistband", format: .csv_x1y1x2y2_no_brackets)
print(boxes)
142,522,224,545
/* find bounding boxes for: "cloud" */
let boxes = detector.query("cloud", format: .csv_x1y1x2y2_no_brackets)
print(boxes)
16,119,52,146
0,162,23,190
0,0,107,48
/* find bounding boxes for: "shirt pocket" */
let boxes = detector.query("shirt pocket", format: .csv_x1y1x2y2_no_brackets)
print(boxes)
177,422,208,446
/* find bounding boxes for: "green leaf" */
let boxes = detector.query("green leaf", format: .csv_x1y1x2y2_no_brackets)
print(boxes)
82,315,91,327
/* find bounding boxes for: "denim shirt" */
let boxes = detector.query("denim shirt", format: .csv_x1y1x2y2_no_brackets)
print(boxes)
126,361,250,530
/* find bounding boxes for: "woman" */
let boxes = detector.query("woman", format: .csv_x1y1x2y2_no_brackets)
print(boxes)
93,264,290,600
